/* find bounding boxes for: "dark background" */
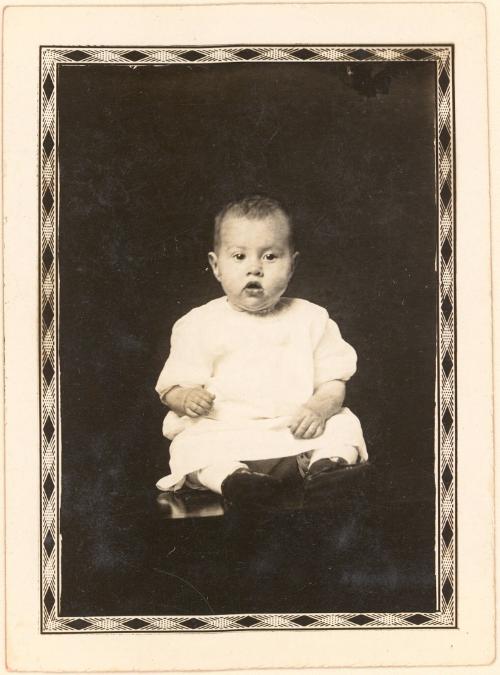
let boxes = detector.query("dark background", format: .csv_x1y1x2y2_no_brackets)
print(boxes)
58,61,438,617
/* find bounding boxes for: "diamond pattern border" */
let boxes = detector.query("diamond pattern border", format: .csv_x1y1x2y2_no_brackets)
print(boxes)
40,45,455,632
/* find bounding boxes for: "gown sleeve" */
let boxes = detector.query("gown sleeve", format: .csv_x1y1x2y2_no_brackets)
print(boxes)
155,310,213,400
313,312,358,388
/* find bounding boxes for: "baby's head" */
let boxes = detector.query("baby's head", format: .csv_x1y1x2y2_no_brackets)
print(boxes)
208,195,298,313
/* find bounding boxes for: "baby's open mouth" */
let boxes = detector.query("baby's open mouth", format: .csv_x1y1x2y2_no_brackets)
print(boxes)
244,281,263,290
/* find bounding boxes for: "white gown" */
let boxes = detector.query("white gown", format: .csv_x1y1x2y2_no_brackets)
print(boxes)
155,297,367,491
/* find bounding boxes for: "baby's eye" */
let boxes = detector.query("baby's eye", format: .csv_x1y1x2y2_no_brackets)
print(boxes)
263,253,277,261
232,253,245,261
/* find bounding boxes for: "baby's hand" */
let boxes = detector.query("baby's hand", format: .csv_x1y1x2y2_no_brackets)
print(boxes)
289,405,326,439
183,387,215,418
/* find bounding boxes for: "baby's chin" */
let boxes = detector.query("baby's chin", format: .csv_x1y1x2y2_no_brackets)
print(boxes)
229,294,283,314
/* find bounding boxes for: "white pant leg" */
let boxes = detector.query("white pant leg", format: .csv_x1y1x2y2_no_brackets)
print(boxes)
192,461,249,494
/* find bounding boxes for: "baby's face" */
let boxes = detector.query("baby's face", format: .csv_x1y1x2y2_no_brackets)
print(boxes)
208,212,298,313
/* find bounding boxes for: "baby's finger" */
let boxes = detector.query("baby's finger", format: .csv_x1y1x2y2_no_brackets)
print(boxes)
186,402,205,416
196,398,213,412
311,423,325,439
185,408,200,418
302,420,319,439
289,416,304,435
194,387,214,400
198,391,215,405
293,417,313,438
306,418,322,436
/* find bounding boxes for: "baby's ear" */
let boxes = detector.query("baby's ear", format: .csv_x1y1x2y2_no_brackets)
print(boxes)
208,252,220,280
292,251,300,271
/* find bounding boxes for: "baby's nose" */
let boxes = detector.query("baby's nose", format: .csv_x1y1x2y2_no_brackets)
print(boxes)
247,262,263,276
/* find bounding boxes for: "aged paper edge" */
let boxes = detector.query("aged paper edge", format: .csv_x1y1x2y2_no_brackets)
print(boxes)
3,1,494,671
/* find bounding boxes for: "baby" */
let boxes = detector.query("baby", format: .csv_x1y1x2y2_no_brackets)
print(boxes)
156,196,367,509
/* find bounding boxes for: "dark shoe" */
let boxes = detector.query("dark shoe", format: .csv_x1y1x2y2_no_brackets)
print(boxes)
307,457,349,478
303,460,373,510
221,469,284,511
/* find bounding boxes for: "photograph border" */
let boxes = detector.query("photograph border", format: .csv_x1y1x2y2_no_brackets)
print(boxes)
39,44,456,633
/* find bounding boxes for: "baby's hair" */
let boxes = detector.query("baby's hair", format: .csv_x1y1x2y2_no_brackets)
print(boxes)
213,195,295,252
